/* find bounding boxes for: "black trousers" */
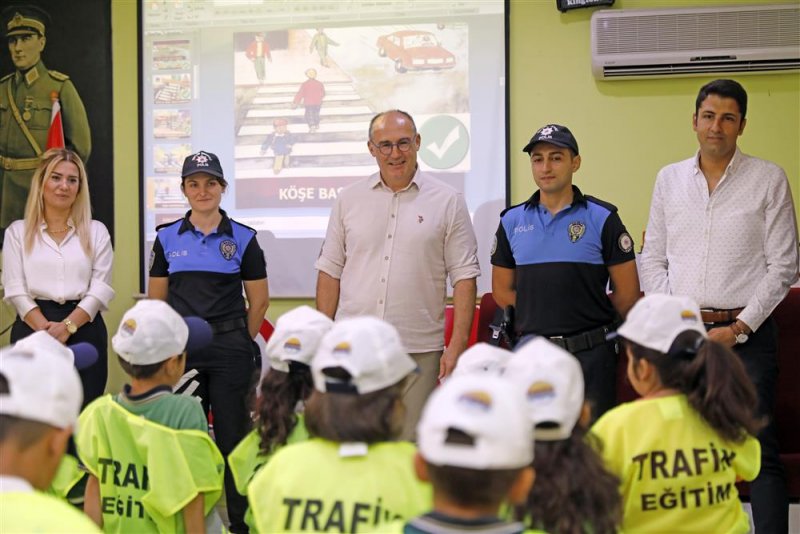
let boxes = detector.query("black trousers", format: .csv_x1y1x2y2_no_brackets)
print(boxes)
186,327,257,534
727,317,788,534
11,299,108,408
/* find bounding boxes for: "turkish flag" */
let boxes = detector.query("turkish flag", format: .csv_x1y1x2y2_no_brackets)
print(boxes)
46,91,65,150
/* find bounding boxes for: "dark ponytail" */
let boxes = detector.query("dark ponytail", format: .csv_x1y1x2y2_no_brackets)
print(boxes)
254,362,314,454
625,332,763,443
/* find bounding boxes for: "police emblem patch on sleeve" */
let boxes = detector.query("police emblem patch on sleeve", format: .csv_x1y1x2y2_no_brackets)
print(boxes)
148,248,155,271
568,221,586,243
490,235,497,256
618,232,633,253
219,239,237,260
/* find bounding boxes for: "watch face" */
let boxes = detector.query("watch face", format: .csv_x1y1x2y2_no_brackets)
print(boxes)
736,333,749,344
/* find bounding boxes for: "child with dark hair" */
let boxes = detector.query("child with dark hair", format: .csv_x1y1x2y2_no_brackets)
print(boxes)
77,299,225,533
402,372,537,534
591,294,762,533
228,305,333,530
0,332,100,532
247,316,431,533
508,337,621,534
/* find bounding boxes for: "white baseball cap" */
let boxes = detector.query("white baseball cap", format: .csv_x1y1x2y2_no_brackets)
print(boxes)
0,332,84,429
312,316,417,395
417,373,533,469
265,306,333,372
506,337,584,441
616,294,707,354
452,343,511,377
112,299,213,365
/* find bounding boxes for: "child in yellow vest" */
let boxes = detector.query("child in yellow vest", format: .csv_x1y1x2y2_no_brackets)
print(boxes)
0,332,101,532
248,316,432,533
77,299,225,533
400,371,538,534
507,337,622,534
228,305,333,530
591,294,762,533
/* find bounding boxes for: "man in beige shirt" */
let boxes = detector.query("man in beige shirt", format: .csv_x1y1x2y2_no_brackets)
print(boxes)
315,110,480,439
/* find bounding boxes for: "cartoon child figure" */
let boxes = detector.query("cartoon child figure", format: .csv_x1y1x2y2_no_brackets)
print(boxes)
261,118,295,174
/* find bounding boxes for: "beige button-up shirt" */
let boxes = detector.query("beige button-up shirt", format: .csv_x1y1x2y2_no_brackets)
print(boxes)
315,170,480,352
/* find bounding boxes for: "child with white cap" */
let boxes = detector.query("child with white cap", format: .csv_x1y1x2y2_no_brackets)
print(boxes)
76,299,225,533
0,332,101,532
248,316,432,533
399,372,538,533
591,294,761,533
228,305,333,530
507,337,621,534
451,342,511,377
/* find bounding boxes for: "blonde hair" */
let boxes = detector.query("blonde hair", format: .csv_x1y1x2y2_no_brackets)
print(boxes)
23,149,93,256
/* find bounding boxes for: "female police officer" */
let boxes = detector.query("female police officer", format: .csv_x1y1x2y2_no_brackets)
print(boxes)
148,150,268,534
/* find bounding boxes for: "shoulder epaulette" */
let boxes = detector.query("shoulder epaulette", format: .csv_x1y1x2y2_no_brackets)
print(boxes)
585,195,619,213
0,72,12,82
48,70,70,82
499,200,528,217
232,220,258,234
155,218,183,231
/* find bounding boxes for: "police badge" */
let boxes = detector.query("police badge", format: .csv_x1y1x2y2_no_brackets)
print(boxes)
219,239,237,260
568,221,586,243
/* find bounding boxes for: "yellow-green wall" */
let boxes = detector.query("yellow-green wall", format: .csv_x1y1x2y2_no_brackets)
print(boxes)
3,0,799,393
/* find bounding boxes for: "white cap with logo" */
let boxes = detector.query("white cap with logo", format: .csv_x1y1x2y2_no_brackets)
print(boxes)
452,342,511,377
112,299,212,365
616,294,707,354
417,373,533,469
0,332,84,429
506,337,585,441
312,316,417,395
265,305,333,372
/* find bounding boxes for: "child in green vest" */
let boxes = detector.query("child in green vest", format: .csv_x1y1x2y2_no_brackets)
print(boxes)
248,316,432,533
507,337,622,534
0,331,101,532
399,371,537,534
77,299,225,533
228,305,333,530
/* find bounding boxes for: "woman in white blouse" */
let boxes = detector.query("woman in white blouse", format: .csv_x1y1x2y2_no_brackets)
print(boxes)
2,148,114,405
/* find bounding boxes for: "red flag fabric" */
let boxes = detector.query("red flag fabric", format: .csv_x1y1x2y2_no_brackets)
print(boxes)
46,91,65,150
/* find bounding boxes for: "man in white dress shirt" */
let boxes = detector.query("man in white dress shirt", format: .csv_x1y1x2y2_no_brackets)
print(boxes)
640,78,799,533
315,109,480,440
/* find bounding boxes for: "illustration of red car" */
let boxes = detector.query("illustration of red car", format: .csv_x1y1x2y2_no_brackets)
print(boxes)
376,30,456,73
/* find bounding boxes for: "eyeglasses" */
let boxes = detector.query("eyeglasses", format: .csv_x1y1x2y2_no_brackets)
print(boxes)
370,138,414,156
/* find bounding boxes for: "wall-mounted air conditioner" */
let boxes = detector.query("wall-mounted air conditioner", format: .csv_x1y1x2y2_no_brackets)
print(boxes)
591,4,800,80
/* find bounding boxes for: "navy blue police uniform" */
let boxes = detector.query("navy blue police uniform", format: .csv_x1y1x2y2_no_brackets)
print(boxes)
149,208,266,532
491,185,634,418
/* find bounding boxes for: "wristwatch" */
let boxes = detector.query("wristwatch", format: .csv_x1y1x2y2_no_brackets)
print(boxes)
63,319,78,335
730,321,749,345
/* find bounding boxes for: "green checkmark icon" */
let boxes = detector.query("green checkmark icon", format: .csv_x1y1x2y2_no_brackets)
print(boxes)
419,115,470,170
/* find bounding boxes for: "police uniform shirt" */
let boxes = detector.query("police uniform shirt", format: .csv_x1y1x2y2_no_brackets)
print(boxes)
491,186,634,337
149,209,267,322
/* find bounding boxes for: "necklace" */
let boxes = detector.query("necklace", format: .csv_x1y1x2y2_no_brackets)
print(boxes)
47,226,69,234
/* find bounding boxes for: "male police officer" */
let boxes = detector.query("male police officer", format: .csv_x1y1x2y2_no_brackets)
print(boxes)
0,6,91,235
491,124,640,420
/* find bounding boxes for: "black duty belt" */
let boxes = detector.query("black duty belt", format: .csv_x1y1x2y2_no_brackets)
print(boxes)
548,323,615,353
209,317,247,335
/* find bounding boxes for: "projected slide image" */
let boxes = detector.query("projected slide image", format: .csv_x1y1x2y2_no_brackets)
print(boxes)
153,144,192,174
152,40,191,71
232,24,469,209
146,176,189,210
153,74,192,104
153,109,192,139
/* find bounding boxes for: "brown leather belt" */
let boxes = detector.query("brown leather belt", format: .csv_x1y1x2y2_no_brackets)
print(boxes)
700,308,744,324
0,154,41,171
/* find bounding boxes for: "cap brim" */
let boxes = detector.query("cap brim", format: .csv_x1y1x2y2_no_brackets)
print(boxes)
68,342,99,370
182,168,224,180
184,317,213,352
523,139,575,154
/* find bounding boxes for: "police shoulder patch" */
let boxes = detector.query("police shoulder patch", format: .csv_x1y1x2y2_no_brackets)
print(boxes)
148,248,155,271
490,235,497,256
618,232,634,253
48,70,70,81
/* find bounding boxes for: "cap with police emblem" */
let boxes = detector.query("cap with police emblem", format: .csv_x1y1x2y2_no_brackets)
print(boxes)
523,124,579,156
181,150,226,184
2,5,49,37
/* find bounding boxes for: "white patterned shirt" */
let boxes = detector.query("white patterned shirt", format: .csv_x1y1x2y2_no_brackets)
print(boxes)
640,148,799,331
2,219,115,320
315,170,480,352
